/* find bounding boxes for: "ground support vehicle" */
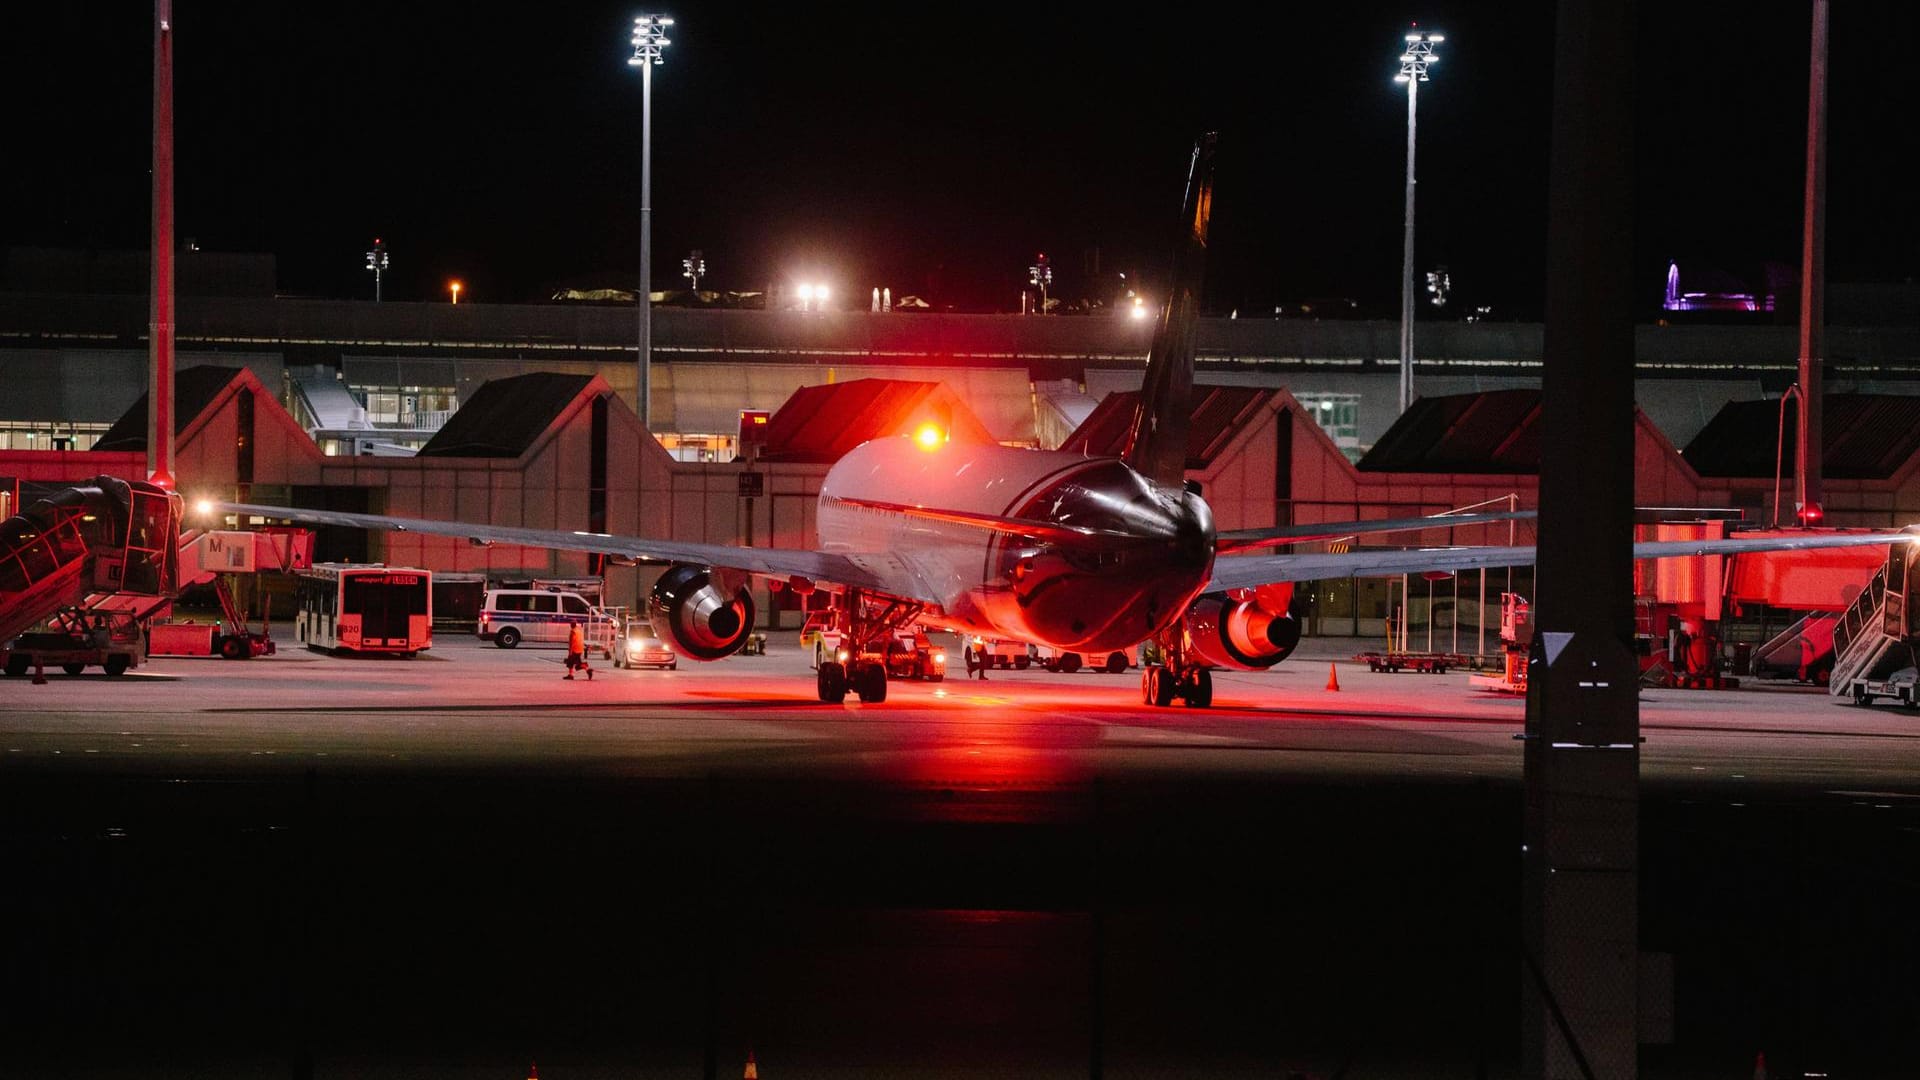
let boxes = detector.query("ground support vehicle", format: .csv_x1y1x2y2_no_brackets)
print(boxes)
1035,644,1134,674
612,613,677,669
1354,650,1469,674
1467,592,1530,694
965,637,1033,670
2,607,143,679
294,564,432,656
480,586,613,655
883,627,946,682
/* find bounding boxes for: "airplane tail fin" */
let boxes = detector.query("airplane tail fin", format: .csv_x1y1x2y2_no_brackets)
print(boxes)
1121,133,1217,488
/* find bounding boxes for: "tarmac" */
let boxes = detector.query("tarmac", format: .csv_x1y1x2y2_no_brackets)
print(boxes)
3,632,1917,1077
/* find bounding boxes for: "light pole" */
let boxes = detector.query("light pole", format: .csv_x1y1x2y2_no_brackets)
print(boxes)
365,238,389,302
1028,253,1052,314
1394,26,1442,415
628,14,673,430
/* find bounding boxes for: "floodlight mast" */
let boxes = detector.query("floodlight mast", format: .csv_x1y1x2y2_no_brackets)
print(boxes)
1394,27,1442,416
628,14,673,429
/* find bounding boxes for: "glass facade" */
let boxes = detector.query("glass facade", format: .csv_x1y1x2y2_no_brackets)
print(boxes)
0,422,113,451
1292,392,1363,462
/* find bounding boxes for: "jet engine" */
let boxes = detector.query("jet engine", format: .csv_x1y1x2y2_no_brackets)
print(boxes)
1180,592,1301,671
649,564,756,661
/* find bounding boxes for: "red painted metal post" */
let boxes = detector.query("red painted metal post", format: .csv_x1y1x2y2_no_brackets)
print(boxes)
1795,0,1829,525
147,0,175,490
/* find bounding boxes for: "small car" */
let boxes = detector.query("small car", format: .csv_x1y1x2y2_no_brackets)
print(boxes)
613,624,677,669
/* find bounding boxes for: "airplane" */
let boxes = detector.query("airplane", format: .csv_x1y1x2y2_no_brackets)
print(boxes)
210,134,1918,707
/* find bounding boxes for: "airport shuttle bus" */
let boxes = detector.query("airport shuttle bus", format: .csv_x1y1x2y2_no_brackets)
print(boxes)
294,563,432,656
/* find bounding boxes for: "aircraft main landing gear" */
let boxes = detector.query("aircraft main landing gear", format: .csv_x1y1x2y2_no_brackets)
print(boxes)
1141,635,1213,708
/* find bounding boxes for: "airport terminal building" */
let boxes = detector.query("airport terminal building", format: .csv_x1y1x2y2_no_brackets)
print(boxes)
9,247,1920,635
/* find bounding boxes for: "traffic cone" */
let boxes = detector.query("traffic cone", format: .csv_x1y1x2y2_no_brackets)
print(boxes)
743,1049,759,1079
1325,662,1340,692
527,1063,539,1080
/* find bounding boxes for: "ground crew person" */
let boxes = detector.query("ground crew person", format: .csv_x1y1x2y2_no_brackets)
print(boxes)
565,623,592,680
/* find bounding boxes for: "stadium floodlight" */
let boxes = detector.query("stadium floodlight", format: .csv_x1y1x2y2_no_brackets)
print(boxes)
626,14,674,428
1394,25,1443,415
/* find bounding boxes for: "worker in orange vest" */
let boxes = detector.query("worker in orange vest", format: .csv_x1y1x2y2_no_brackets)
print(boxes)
566,622,593,680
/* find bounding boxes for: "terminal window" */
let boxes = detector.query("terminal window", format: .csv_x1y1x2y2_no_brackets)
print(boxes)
352,386,458,429
1293,393,1362,462
0,421,111,452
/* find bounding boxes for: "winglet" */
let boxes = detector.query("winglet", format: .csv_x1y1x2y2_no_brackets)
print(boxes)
1122,133,1217,488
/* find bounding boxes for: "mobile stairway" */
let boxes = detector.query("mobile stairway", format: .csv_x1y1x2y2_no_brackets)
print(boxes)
1830,543,1920,707
1,477,182,677
1753,612,1839,685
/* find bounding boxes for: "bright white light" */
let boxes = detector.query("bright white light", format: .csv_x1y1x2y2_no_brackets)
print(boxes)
816,284,829,303
1406,33,1421,41
1427,33,1444,42
797,284,815,301
195,498,215,516
1129,298,1149,320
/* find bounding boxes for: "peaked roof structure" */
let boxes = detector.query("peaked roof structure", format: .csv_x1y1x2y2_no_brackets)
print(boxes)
1356,389,1545,473
417,373,596,458
1684,394,1920,480
1058,385,1273,470
757,378,996,464
93,366,253,452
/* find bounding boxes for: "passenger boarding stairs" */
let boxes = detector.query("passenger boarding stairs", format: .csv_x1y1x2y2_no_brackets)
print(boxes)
1829,552,1920,700
1755,612,1838,682
0,477,182,646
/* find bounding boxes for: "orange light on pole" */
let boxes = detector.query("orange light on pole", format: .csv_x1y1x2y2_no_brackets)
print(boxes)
449,280,463,304
914,422,946,450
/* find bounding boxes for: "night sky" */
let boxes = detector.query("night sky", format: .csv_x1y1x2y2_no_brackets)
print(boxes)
3,3,1916,316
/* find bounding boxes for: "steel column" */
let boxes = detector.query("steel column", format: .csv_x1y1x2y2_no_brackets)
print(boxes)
1523,1,1639,1076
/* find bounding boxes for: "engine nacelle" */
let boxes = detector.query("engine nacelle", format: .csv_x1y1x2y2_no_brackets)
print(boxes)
1181,593,1301,671
649,564,756,661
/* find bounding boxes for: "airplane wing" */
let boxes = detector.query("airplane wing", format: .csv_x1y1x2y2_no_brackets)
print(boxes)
1214,510,1535,554
211,501,946,605
1206,528,1916,593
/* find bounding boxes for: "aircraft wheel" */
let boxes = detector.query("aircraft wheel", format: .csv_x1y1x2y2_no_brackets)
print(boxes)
62,662,87,676
817,661,847,703
496,627,521,649
856,661,889,703
1183,667,1213,708
104,655,131,676
1105,652,1128,674
1151,665,1178,707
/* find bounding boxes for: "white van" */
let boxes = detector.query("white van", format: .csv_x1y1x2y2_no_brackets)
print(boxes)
479,587,613,652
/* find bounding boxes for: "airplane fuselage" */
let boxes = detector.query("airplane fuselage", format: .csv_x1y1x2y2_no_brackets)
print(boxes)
816,437,1216,651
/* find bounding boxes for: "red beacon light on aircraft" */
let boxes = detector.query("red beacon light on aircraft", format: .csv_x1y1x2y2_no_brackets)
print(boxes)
1797,502,1825,527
